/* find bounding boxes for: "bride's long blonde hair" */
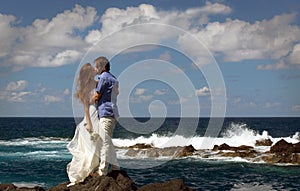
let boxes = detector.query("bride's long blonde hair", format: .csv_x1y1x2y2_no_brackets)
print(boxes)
75,63,96,104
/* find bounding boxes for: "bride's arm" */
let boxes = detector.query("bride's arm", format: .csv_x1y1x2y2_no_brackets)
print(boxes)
84,100,92,132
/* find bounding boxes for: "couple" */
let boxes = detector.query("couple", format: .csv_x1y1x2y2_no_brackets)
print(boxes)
67,56,120,186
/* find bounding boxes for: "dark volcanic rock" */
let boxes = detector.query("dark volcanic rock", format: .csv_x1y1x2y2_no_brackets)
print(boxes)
270,139,294,153
262,139,300,164
42,170,194,191
262,153,300,164
138,179,194,191
125,145,196,158
213,143,253,152
174,145,196,158
255,139,273,146
47,170,137,191
213,143,231,151
293,142,300,153
129,143,153,149
0,184,45,191
221,150,258,158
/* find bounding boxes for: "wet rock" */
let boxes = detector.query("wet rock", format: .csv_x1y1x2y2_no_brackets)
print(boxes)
255,139,273,146
293,142,300,153
47,171,138,191
174,145,196,158
0,184,45,191
213,143,231,151
270,139,295,153
212,143,253,152
125,146,196,158
262,139,300,164
128,143,153,149
262,153,300,164
42,170,194,191
138,179,194,191
221,150,258,158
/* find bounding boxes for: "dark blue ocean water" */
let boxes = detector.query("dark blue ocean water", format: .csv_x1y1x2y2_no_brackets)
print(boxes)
0,117,299,190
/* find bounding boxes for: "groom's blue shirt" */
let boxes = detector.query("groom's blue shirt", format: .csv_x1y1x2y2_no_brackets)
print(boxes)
96,71,119,118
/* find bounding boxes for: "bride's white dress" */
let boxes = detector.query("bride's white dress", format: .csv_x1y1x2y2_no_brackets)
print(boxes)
66,105,100,185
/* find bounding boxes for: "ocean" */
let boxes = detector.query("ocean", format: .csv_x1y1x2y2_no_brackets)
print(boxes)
0,117,299,190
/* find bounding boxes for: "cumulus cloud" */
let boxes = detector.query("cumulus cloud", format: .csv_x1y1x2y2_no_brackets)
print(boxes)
195,86,210,96
1,3,299,71
84,3,232,55
158,51,172,62
134,88,147,96
0,13,18,59
289,43,300,65
63,88,70,95
193,13,300,65
44,95,62,103
1,5,97,68
154,89,167,95
5,80,28,91
0,80,31,102
292,105,300,112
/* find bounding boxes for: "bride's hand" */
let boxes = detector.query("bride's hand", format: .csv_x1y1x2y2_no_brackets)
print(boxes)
85,123,92,132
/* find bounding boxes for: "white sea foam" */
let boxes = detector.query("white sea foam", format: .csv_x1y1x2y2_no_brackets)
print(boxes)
12,182,45,188
113,122,300,151
231,182,276,191
0,137,69,147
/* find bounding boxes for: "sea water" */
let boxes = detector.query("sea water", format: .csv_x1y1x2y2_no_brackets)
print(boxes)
0,117,299,190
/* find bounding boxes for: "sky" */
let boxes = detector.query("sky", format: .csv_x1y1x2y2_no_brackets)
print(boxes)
0,0,300,117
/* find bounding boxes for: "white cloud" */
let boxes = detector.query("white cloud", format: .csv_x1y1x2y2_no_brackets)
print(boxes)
291,105,300,112
233,97,242,104
139,95,153,101
193,13,300,64
158,51,171,62
1,3,299,71
63,88,70,95
5,80,28,91
134,88,147,96
85,3,232,55
7,91,32,102
2,5,97,68
195,86,210,96
0,13,18,59
289,43,300,65
0,80,31,102
154,89,167,95
44,95,62,103
263,102,280,109
257,60,289,70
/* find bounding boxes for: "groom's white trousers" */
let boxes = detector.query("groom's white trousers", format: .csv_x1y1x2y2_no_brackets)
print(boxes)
94,116,119,175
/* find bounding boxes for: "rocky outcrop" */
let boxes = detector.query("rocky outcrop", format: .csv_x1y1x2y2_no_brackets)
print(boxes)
174,145,196,158
0,171,194,191
255,139,273,146
128,143,153,149
261,139,300,164
124,145,196,158
212,143,257,158
212,143,253,152
47,170,137,191
270,139,300,154
139,179,194,191
0,184,45,191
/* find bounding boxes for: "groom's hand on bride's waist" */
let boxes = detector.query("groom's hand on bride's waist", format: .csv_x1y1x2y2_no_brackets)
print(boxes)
90,92,101,104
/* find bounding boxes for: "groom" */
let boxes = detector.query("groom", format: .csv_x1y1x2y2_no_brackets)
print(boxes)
93,56,120,176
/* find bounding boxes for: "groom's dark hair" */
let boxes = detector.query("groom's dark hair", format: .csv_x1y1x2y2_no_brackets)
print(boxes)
94,56,110,72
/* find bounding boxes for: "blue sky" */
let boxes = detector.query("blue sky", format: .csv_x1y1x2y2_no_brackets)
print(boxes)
0,0,300,117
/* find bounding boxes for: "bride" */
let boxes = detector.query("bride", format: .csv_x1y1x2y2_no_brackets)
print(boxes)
66,63,100,186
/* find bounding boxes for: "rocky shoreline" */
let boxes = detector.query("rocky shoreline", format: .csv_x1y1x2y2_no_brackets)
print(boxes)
0,171,194,191
120,138,300,164
1,139,299,191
